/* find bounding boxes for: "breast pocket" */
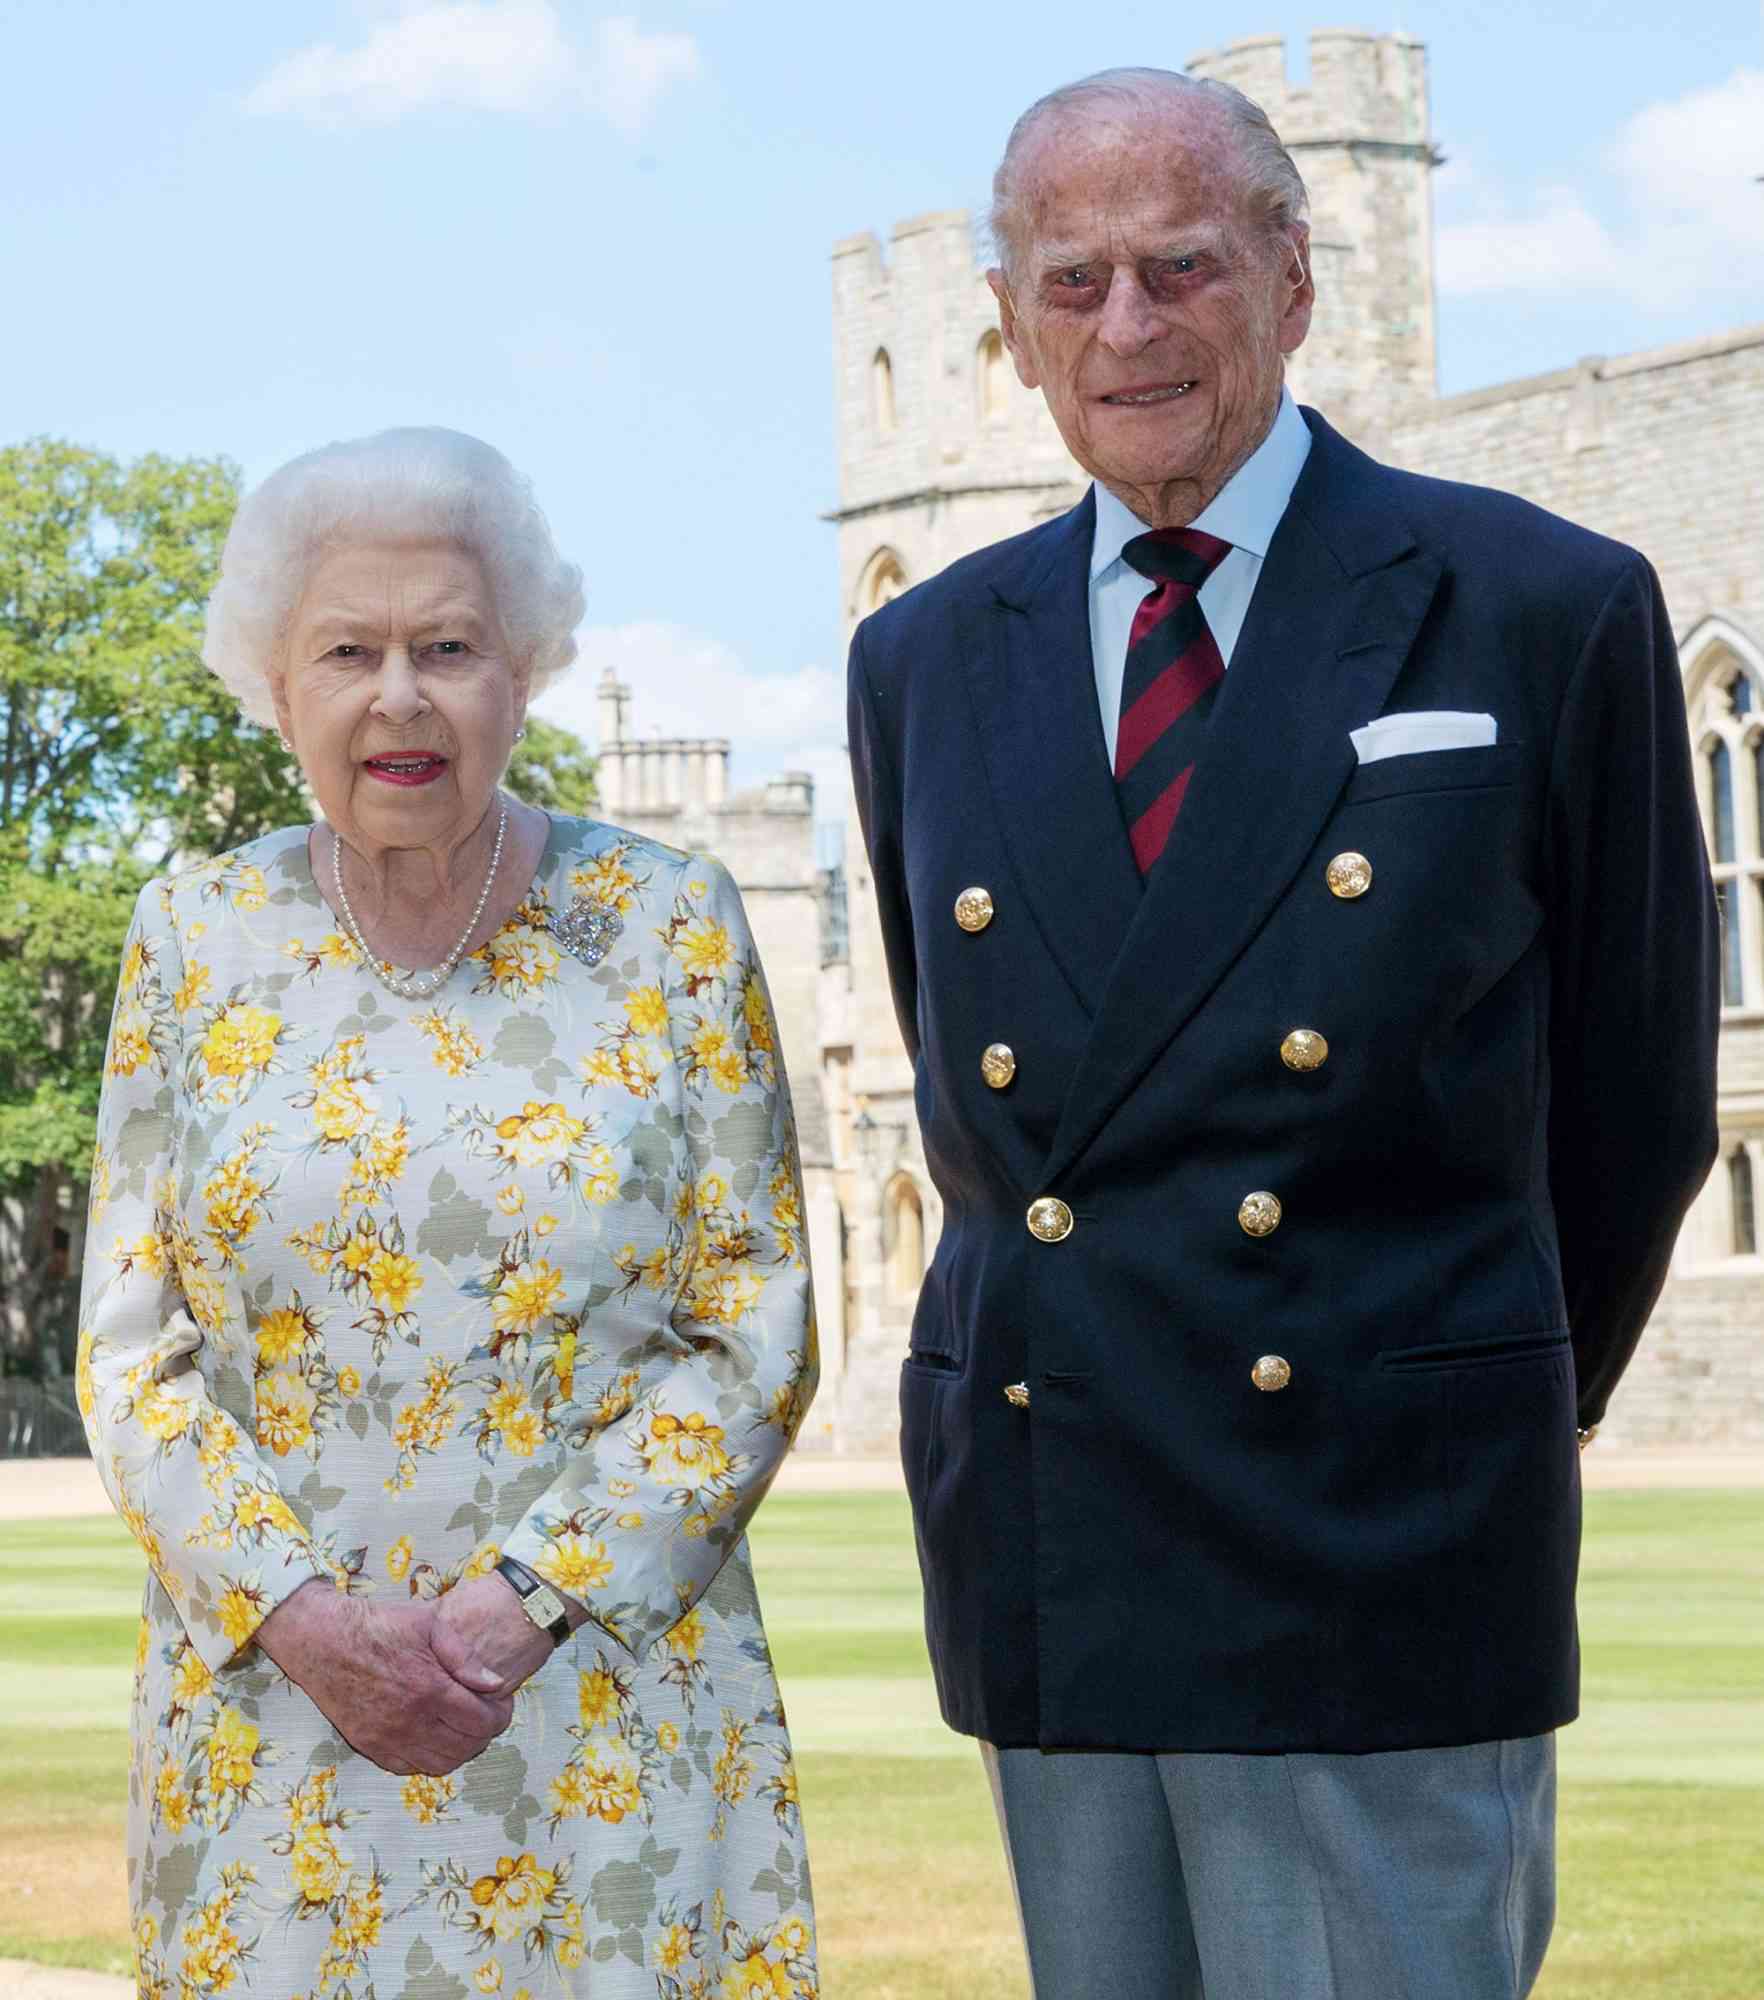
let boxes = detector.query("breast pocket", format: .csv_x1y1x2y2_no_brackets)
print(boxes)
1339,741,1524,807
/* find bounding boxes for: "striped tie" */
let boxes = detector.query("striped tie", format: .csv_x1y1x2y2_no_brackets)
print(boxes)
1115,527,1232,874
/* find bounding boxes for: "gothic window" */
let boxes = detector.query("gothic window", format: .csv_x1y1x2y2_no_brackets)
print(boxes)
872,347,896,435
887,1175,925,1299
978,328,1010,425
1730,1147,1757,1256
857,548,908,618
1686,624,1764,1011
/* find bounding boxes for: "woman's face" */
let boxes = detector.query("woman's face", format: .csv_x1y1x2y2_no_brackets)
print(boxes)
273,538,524,861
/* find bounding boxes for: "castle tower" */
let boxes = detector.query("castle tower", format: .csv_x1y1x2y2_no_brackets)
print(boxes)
1187,31,1437,437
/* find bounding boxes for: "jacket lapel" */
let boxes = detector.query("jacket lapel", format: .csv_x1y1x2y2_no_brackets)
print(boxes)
964,492,1143,1016
1041,413,1445,1184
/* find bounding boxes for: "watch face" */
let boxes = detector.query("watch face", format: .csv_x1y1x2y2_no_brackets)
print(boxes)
526,1584,567,1629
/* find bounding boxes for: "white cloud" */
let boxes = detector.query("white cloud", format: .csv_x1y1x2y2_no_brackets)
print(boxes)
1436,67,1764,308
534,621,850,825
586,15,701,137
243,2,699,133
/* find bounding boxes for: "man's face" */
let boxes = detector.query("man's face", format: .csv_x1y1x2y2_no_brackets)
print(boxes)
989,108,1312,524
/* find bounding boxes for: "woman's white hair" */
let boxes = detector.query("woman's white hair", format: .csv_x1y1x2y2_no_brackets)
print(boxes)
203,426,585,728
990,67,1311,282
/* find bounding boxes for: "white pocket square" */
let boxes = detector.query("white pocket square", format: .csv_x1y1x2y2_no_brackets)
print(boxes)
1350,711,1497,764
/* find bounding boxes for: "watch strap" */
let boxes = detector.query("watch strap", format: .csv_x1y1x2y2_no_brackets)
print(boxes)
494,1555,570,1646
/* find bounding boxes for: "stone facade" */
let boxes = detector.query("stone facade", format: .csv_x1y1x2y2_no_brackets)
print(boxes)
640,30,1763,1450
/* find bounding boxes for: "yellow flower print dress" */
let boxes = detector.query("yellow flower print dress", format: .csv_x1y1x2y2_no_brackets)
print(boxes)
78,819,820,2000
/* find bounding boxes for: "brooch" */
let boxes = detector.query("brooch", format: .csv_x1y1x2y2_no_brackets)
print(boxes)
549,898,624,967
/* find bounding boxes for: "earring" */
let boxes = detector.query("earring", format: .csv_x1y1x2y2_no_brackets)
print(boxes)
277,733,293,754
513,724,527,742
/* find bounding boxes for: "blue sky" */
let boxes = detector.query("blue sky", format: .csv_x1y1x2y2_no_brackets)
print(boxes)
4,1,1761,821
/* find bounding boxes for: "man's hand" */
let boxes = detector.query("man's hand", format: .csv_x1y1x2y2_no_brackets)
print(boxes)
428,1572,562,1700
256,1581,514,1776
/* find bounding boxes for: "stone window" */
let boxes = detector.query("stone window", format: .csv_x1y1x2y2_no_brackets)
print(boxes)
872,347,896,435
857,547,908,618
887,1174,925,1299
1730,1146,1757,1256
978,328,1010,425
1685,621,1764,1011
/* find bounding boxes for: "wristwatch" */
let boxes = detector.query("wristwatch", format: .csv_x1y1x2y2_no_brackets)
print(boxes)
494,1555,571,1647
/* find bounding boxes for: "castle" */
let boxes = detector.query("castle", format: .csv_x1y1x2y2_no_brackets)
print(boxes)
612,31,1764,1451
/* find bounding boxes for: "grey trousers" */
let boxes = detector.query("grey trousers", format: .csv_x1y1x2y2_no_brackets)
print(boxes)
982,1734,1556,2000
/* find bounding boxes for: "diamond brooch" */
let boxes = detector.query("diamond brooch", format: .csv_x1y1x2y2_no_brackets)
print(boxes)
549,898,623,967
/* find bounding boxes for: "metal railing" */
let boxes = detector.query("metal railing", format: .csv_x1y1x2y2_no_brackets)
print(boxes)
0,1380,90,1458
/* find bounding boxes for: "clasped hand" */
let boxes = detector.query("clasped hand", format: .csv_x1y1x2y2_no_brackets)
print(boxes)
257,1574,558,1777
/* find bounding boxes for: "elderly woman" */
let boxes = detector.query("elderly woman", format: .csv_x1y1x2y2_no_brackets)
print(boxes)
77,427,819,1999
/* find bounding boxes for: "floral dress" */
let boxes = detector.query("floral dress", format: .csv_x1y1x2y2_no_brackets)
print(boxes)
77,816,820,2000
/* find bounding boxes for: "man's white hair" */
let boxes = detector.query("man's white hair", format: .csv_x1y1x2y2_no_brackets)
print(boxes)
990,66,1311,282
203,426,585,728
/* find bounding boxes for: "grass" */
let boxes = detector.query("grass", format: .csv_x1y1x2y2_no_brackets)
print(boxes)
2,1491,1760,1995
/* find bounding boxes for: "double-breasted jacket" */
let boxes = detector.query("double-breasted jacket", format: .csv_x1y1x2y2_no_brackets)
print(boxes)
847,410,1719,1754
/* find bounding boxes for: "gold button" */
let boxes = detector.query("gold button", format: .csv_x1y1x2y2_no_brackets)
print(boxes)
1280,1028,1329,1072
1238,1191,1282,1237
1326,852,1372,899
1004,1381,1030,1409
981,1043,1017,1089
1251,1354,1293,1393
1027,1196,1074,1243
954,886,995,933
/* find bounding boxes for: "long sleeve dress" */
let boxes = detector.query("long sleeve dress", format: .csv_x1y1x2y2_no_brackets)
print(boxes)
76,815,820,2000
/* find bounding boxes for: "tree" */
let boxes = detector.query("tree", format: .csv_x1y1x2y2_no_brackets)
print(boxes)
0,439,596,1375
506,715,598,817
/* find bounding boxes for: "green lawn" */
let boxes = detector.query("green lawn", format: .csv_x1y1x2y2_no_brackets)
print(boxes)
2,1490,1761,1996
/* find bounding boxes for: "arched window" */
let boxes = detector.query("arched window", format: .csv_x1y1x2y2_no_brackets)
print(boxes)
978,329,1010,425
1730,1148,1757,1255
887,1175,925,1299
1685,621,1764,1011
872,348,896,435
857,547,908,618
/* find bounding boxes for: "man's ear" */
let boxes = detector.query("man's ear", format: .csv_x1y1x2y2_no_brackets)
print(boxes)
1277,225,1315,357
986,268,1042,391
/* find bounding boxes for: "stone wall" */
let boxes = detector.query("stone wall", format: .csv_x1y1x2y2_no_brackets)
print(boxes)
1378,329,1764,645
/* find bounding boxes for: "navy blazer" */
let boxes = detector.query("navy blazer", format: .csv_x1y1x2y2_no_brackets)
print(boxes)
846,409,1720,1754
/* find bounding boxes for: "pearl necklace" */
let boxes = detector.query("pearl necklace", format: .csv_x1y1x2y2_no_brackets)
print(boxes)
330,802,508,1001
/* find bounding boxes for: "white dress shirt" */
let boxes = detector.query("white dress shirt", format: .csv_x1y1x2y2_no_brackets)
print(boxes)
1088,389,1312,768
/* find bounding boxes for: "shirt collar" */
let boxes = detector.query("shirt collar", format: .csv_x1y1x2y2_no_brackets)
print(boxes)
1089,388,1312,580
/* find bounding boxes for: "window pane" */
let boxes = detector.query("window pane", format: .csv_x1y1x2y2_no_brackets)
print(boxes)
1717,881,1743,1004
1732,1151,1756,1255
1733,676,1754,715
1754,739,1764,856
1711,740,1735,862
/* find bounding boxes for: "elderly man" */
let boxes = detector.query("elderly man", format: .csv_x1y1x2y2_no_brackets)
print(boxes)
846,67,1718,2000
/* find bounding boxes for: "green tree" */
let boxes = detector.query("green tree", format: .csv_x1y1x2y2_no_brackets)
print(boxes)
0,439,595,1374
505,714,598,817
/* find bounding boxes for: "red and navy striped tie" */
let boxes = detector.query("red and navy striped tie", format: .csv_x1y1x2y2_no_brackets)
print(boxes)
1115,527,1232,874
